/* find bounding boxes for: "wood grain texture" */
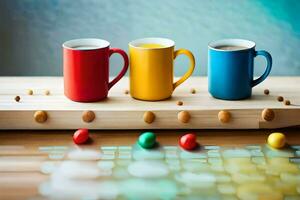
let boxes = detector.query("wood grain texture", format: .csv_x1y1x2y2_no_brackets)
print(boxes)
0,77,299,129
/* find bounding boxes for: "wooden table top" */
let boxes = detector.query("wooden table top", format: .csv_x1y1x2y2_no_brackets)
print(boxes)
0,77,299,199
0,77,300,129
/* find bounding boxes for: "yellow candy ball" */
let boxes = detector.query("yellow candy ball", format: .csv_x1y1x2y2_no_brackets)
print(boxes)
267,132,286,149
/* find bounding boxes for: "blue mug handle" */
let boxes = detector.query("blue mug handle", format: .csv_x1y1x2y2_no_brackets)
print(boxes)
251,50,272,87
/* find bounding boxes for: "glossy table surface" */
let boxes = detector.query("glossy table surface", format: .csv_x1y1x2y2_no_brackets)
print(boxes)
0,129,300,199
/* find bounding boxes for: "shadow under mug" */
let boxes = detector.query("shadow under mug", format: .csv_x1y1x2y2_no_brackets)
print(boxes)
63,38,129,102
208,39,272,100
129,38,195,101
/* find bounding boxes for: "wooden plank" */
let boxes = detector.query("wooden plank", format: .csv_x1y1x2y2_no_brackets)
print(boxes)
0,77,299,129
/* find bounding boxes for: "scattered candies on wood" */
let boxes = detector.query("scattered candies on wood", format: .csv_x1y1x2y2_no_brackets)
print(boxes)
138,131,156,149
44,90,50,95
176,101,183,106
277,96,284,102
143,111,155,124
34,110,48,123
178,111,191,123
218,110,231,123
264,89,270,95
190,88,196,94
267,132,286,149
284,100,291,105
179,133,197,150
14,96,20,102
82,110,95,123
261,108,275,121
73,128,89,144
27,89,33,95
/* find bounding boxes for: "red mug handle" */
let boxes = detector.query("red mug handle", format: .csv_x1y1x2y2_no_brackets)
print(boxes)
108,48,129,90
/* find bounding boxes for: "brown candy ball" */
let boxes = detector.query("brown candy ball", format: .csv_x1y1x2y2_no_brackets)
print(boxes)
178,111,191,123
143,111,155,124
82,110,96,123
34,111,48,123
218,110,231,123
261,108,275,121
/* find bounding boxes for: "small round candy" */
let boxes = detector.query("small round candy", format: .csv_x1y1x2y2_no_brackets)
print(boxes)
277,96,284,102
143,111,155,124
267,132,286,149
14,96,21,102
284,100,291,105
73,128,89,144
264,89,270,95
27,89,33,95
138,132,156,149
179,133,197,150
34,110,48,123
178,111,191,123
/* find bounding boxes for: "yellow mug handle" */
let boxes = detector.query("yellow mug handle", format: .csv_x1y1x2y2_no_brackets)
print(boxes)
173,49,195,90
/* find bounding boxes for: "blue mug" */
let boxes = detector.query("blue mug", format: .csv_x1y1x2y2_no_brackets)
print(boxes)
208,39,272,100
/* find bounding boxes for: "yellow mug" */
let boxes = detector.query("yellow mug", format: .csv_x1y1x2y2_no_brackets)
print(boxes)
129,38,195,101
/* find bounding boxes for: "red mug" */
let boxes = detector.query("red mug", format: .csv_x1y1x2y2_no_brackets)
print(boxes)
63,38,129,102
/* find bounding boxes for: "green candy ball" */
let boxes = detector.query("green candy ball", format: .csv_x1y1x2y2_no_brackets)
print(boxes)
138,132,156,149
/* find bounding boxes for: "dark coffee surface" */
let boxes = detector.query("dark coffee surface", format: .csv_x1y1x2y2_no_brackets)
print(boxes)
215,45,248,50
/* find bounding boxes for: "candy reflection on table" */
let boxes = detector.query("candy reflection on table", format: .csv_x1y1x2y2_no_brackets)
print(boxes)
37,143,300,199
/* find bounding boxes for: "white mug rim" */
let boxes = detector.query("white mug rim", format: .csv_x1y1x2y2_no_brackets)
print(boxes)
208,39,256,52
62,38,110,50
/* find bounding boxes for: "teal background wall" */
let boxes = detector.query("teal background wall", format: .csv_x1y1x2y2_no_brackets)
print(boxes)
0,0,300,76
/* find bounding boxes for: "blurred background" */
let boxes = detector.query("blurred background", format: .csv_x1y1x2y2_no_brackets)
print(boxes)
0,0,299,76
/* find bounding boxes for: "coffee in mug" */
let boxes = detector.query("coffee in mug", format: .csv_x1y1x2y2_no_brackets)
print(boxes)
208,39,272,100
215,45,248,51
129,38,195,101
63,38,129,102
138,43,166,48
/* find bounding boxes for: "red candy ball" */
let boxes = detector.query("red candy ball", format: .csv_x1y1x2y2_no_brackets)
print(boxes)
73,128,89,144
179,133,197,150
